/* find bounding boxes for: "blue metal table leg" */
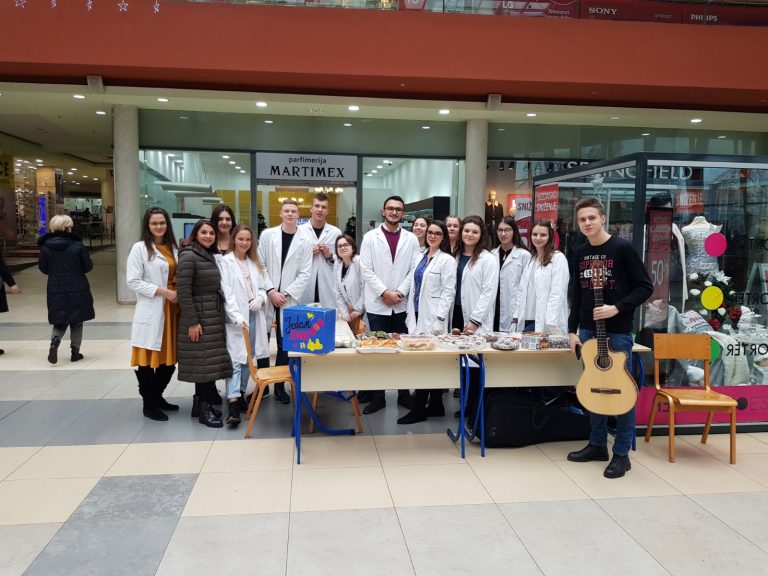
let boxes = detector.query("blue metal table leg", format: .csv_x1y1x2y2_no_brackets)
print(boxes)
299,391,355,436
478,354,486,457
446,354,468,458
289,358,302,464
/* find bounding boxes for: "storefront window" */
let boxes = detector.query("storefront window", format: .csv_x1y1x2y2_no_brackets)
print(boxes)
533,154,768,424
139,149,252,241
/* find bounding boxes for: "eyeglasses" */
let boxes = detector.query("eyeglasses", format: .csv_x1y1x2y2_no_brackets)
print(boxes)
337,243,350,249
426,231,444,237
497,228,513,235
384,206,404,213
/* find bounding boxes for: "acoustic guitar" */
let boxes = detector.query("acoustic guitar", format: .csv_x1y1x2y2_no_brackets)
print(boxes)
575,261,638,416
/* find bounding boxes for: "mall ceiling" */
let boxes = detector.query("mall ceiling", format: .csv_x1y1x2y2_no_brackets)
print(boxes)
1,82,768,182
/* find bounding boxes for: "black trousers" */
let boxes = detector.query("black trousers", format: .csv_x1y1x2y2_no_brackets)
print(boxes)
367,312,410,402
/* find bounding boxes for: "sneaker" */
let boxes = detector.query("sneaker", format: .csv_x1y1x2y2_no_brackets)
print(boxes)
226,403,241,426
273,383,290,405
567,443,610,463
604,454,631,479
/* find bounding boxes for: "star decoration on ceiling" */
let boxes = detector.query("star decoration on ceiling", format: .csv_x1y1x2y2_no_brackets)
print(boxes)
51,0,57,7
118,0,128,12
15,0,27,8
87,0,93,11
154,0,160,13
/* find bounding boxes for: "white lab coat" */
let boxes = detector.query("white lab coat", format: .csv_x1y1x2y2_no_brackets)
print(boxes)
406,250,457,334
491,246,532,332
334,255,365,320
297,221,341,308
359,226,419,316
219,253,270,364
257,225,313,327
126,241,178,351
513,251,569,334
451,250,499,335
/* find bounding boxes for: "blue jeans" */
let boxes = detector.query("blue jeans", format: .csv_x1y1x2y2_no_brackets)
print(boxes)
225,311,256,399
579,329,636,456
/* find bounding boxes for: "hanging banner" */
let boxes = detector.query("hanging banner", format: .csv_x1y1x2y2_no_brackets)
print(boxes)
256,153,357,183
673,188,704,213
645,207,673,305
510,194,532,247
533,183,560,247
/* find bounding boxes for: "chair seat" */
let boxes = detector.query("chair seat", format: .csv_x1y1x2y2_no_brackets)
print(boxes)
255,366,292,383
655,388,737,408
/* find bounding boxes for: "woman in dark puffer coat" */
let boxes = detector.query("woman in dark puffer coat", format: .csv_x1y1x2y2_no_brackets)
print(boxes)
176,219,234,428
38,215,95,364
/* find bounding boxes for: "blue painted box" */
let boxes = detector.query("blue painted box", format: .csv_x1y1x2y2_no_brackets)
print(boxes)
282,306,336,355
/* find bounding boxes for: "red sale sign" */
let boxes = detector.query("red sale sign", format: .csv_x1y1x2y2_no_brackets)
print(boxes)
533,183,560,246
645,208,673,304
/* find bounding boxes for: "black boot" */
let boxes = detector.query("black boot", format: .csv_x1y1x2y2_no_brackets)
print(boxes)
236,392,249,413
70,345,84,362
191,395,201,418
154,365,179,411
226,402,241,426
211,387,223,406
48,336,60,364
604,454,631,479
199,401,223,428
273,382,290,404
567,443,610,462
136,369,168,421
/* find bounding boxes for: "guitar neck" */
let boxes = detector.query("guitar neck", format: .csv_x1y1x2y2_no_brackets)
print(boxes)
594,285,608,355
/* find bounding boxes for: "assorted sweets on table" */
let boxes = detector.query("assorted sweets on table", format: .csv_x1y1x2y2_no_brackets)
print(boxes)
347,330,569,353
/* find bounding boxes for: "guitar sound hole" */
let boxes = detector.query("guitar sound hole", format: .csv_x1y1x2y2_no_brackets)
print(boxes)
595,356,613,370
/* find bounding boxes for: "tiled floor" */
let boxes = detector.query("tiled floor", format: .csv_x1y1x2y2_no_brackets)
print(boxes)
2,249,768,575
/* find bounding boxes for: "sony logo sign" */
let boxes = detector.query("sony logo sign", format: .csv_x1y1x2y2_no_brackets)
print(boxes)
588,7,618,15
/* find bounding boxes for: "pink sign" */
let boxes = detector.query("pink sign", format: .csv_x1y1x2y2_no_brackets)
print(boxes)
636,386,768,424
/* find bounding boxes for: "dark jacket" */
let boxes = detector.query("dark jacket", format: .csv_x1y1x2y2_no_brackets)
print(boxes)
0,255,16,313
38,232,95,326
176,243,232,383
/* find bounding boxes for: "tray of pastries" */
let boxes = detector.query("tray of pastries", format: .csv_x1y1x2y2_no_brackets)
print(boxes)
398,334,437,351
355,332,401,353
436,331,488,351
488,332,521,351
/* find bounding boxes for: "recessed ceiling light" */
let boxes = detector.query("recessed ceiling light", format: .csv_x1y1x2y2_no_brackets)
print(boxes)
70,168,78,171
526,113,537,117
690,118,703,123
73,94,86,99
96,110,107,116
372,170,378,174
343,123,352,127
256,101,268,108
422,125,430,130
179,116,189,120
93,178,98,181
82,175,89,179
641,133,651,136
35,159,43,163
167,154,175,158
348,105,360,112
66,171,74,175
610,116,621,120
439,109,450,115
717,135,727,139
229,161,236,165
235,166,241,170
222,155,230,159
497,128,506,132
264,120,274,124
157,97,169,103
376,165,383,169
240,170,246,174
383,160,392,165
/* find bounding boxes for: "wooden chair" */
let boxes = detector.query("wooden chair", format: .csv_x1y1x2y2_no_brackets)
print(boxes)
242,326,295,439
645,333,737,464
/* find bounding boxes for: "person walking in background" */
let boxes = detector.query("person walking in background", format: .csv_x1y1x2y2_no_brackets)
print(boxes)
398,219,456,424
492,216,530,332
298,192,341,308
359,195,419,414
334,234,366,335
258,199,313,405
127,207,180,421
38,215,94,364
0,254,19,356
176,220,234,428
220,224,270,426
211,205,236,256
513,219,569,334
411,216,429,250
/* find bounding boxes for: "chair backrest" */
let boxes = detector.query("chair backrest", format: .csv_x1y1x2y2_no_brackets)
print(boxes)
653,333,711,391
242,325,259,383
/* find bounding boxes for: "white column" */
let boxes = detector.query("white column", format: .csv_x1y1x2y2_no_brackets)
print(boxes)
463,119,488,218
113,105,140,304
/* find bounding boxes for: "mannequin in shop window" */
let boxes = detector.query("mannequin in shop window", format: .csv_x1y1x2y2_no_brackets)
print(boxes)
485,191,504,248
681,215,722,276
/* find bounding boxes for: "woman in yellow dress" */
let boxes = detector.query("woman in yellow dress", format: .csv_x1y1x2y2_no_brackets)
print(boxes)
126,208,180,421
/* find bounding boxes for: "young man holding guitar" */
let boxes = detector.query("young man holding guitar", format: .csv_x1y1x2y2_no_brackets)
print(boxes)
567,197,653,478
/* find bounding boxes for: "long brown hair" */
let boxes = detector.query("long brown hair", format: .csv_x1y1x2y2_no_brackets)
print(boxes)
531,219,557,267
140,207,178,260
498,216,526,251
228,224,264,272
457,215,490,266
